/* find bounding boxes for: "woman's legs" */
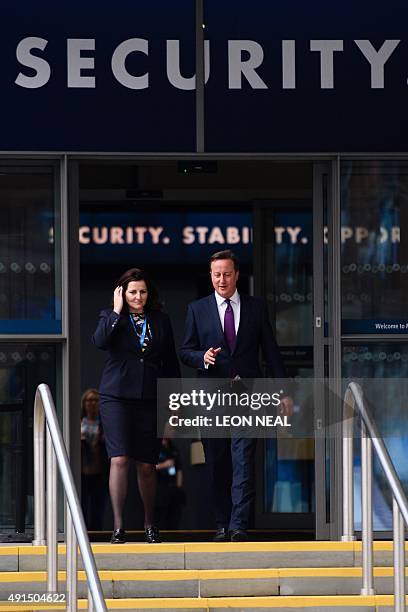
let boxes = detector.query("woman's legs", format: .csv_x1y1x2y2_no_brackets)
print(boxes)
136,461,157,527
109,455,130,530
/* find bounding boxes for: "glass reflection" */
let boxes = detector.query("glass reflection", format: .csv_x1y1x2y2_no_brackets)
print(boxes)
0,166,61,333
343,342,408,530
264,208,313,347
263,204,314,513
0,344,59,531
341,161,408,332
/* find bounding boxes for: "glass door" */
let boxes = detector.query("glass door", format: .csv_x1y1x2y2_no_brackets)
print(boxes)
253,162,332,536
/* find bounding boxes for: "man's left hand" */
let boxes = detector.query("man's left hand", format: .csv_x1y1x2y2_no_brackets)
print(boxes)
280,396,294,417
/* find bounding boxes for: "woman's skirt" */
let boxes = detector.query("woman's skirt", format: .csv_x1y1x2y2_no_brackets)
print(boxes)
99,396,161,464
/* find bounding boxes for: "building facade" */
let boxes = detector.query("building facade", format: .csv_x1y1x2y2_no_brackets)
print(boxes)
1,0,407,539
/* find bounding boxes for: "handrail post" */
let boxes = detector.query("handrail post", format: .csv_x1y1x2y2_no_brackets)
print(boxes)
46,423,58,593
393,497,405,612
33,384,107,612
342,388,356,541
88,586,95,612
33,393,46,545
344,382,408,604
360,420,375,596
66,511,77,611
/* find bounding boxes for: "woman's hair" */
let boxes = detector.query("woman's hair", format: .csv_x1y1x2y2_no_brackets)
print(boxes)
81,388,99,418
113,268,162,313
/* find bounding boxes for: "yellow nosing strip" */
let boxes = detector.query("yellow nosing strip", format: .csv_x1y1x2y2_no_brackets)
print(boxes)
0,548,18,556
184,541,355,553
1,566,408,582
76,595,408,608
0,595,407,610
17,543,184,555
3,541,408,557
92,595,408,609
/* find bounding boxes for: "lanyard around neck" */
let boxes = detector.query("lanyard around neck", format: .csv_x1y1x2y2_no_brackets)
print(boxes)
129,314,147,347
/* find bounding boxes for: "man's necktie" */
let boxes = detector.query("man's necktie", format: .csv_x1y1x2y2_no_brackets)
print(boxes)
224,298,236,353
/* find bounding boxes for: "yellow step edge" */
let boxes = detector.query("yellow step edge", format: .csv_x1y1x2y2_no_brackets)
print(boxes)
1,595,408,610
278,567,401,578
0,548,18,555
6,541,408,557
184,541,355,553
17,543,184,556
1,566,408,582
88,595,408,608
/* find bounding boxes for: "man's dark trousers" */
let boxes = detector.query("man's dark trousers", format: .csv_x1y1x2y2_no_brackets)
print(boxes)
203,436,256,531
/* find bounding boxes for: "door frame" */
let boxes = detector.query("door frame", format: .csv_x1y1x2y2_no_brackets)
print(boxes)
252,161,342,538
252,192,315,532
313,160,342,540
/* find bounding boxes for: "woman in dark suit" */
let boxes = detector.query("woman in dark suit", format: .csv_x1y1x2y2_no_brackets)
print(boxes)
92,268,180,544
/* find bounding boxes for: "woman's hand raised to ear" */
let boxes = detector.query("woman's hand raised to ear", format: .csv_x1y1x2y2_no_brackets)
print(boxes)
113,286,124,315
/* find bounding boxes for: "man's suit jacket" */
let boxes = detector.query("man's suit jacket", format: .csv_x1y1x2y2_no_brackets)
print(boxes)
180,294,286,378
93,309,180,399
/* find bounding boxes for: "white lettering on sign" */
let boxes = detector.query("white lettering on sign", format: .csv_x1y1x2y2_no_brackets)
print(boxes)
228,40,268,89
111,38,149,90
14,37,402,90
166,40,210,90
78,225,400,246
79,226,165,245
182,226,252,245
79,225,253,246
282,40,296,89
67,39,96,88
15,37,51,88
310,40,344,89
355,40,400,88
340,226,400,244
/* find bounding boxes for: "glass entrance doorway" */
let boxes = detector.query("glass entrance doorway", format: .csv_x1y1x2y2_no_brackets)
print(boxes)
251,164,333,537
253,202,315,532
78,160,330,536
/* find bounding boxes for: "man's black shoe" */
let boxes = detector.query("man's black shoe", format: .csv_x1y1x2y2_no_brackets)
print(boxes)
230,529,248,542
213,528,228,542
145,525,161,543
110,528,126,544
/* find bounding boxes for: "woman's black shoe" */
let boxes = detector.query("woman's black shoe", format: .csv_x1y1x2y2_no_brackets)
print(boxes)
110,528,126,544
145,526,161,543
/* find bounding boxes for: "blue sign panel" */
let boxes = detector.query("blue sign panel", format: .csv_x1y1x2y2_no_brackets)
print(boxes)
0,1,195,151
342,320,408,334
80,211,253,265
204,0,408,152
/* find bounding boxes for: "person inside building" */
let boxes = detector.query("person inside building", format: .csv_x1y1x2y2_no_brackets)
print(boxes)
155,433,185,530
92,268,180,544
80,388,107,531
180,250,293,542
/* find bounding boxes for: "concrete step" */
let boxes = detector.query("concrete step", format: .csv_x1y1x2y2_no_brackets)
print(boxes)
0,568,407,599
0,594,407,611
1,542,406,571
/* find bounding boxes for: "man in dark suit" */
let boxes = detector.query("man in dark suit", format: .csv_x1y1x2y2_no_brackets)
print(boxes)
180,250,292,542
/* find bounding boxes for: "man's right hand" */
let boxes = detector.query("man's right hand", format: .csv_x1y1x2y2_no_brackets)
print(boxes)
204,347,222,366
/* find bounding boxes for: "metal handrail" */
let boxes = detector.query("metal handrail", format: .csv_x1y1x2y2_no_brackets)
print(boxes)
342,381,407,611
33,383,106,612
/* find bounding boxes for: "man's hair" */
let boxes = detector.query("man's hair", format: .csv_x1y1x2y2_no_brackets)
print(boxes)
210,250,239,271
